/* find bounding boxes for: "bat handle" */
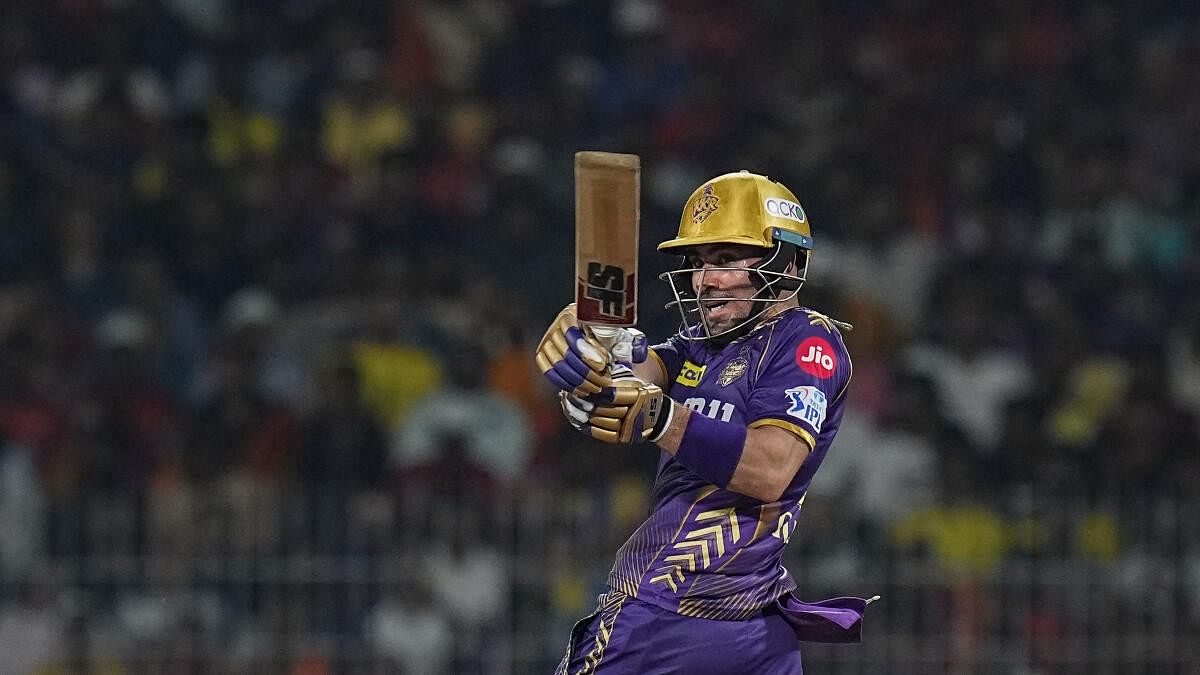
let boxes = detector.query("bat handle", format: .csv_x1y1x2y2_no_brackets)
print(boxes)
587,326,647,365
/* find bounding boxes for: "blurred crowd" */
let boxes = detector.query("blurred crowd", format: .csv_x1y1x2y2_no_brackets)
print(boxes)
0,0,1199,672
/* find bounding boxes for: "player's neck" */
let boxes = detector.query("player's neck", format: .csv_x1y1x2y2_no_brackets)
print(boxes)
762,296,801,321
706,297,801,350
740,296,800,336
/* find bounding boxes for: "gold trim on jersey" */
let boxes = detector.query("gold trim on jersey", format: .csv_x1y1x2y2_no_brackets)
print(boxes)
749,418,817,450
673,498,809,620
803,309,836,333
571,592,629,675
627,485,717,597
669,496,818,620
646,348,669,385
678,585,774,621
651,506,746,595
748,304,802,333
754,322,776,380
752,501,782,543
806,308,854,333
695,508,741,545
648,565,685,593
834,347,853,405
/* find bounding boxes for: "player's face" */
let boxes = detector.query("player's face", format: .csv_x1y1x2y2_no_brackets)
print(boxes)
685,244,767,336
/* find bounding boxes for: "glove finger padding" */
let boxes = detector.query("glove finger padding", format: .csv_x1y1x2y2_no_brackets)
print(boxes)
546,307,609,371
535,340,605,396
591,387,649,408
536,304,612,394
559,393,592,428
587,411,627,432
560,393,622,443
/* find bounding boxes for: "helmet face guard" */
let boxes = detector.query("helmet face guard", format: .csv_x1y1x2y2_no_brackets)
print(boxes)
657,171,815,342
660,240,810,342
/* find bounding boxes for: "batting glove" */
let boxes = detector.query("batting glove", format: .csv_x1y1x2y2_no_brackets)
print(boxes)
559,366,673,444
535,304,647,397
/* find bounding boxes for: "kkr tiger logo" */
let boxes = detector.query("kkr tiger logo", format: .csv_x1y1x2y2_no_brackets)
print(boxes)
691,184,719,224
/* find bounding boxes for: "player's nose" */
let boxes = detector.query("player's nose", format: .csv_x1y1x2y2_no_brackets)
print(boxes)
693,265,732,292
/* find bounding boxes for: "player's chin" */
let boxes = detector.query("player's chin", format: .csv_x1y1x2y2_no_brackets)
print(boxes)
703,311,747,335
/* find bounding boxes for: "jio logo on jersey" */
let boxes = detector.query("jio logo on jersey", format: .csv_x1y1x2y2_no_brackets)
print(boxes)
795,337,837,378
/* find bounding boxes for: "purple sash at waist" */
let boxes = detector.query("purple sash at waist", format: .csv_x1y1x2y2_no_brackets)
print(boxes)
774,592,880,643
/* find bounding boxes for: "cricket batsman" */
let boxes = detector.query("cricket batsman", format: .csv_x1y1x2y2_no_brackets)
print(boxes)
537,171,875,674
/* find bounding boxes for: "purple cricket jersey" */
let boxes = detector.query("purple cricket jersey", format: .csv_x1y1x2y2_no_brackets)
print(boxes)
607,306,851,620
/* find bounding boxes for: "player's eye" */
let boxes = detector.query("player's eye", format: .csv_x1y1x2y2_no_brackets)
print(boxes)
685,249,741,267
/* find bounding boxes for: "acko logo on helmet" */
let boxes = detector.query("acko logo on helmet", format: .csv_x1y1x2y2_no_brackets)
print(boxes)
764,198,806,224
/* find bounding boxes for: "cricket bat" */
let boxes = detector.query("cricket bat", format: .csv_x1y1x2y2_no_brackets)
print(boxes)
574,151,640,348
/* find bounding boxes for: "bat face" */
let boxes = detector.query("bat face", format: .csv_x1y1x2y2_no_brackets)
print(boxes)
575,151,640,327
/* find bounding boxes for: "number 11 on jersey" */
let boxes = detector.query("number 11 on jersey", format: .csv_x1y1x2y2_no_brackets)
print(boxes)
683,397,735,422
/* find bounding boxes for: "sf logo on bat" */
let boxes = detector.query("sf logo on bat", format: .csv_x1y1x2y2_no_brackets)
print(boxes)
583,262,631,318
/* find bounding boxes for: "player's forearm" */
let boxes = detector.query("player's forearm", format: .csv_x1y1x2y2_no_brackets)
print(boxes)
656,403,805,502
655,400,691,450
632,349,668,388
728,427,808,502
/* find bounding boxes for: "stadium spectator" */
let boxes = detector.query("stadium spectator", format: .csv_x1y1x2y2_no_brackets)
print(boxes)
391,341,532,486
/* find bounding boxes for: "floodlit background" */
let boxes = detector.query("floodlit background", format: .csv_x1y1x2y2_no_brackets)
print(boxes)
0,1,1198,673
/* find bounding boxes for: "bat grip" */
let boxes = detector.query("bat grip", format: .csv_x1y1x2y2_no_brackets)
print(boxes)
587,326,646,365
588,326,622,359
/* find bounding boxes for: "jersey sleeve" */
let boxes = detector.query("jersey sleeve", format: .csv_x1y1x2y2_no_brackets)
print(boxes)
746,319,851,450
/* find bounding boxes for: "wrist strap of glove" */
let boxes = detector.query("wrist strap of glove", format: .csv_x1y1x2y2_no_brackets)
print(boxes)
647,398,674,443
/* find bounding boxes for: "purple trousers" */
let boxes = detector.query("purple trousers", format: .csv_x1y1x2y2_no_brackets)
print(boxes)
554,592,803,675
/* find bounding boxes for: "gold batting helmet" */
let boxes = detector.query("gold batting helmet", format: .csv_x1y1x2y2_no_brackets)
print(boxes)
658,171,814,253
658,171,814,342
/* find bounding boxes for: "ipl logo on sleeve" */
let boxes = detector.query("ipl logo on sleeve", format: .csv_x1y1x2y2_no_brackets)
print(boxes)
784,386,828,432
